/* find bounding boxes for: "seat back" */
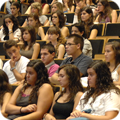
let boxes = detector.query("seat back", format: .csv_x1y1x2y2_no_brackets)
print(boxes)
42,26,50,34
89,39,104,58
54,58,63,66
107,38,120,43
104,23,120,36
65,12,74,23
108,1,119,9
96,23,105,36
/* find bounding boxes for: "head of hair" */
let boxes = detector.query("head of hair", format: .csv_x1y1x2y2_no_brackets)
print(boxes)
80,6,93,38
51,10,65,28
97,0,112,20
22,59,49,103
21,26,36,50
81,60,120,106
75,0,84,3
0,70,12,104
47,26,66,56
58,64,84,101
51,1,63,12
105,41,120,68
41,43,56,54
62,0,74,9
3,14,19,35
71,23,86,38
41,0,46,3
27,13,41,27
67,34,84,51
11,2,20,9
31,2,42,15
3,40,18,51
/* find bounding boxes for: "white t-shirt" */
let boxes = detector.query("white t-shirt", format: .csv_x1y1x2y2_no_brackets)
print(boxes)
0,28,21,41
3,56,30,84
76,90,120,116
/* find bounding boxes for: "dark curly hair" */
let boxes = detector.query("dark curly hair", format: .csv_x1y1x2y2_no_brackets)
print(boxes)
81,61,120,107
3,14,19,36
105,41,120,71
22,59,50,103
58,64,84,101
0,70,12,105
97,0,112,22
21,26,36,50
80,6,94,38
51,10,65,28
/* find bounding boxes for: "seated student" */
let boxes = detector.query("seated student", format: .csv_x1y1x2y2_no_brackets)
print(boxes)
20,26,40,59
3,40,30,84
25,0,50,15
5,60,54,120
22,2,48,27
27,13,45,40
105,41,120,88
50,34,93,85
0,14,21,41
41,43,60,77
94,0,117,23
80,6,98,39
67,61,120,120
44,64,84,119
44,26,66,59
62,0,75,13
45,1,63,26
10,2,25,26
0,70,12,118
71,23,92,58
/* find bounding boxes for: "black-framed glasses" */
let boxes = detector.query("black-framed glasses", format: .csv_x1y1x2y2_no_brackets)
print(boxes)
65,43,76,46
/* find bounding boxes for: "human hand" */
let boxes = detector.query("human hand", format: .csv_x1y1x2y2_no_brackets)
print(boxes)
70,110,82,118
66,116,75,120
10,57,16,68
45,114,56,120
8,23,13,30
22,104,37,113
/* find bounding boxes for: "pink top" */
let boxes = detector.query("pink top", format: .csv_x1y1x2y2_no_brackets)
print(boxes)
48,64,59,77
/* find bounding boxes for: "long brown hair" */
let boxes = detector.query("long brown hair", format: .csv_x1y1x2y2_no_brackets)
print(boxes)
97,0,112,22
47,26,66,56
62,0,74,10
58,64,84,101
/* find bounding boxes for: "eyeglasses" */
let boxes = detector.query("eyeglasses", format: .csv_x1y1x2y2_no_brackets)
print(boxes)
52,16,58,19
65,43,76,46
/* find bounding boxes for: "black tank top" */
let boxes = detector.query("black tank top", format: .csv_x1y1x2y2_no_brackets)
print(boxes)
53,94,74,119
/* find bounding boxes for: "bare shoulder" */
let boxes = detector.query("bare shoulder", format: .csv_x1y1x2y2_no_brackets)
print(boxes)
3,92,11,98
34,43,40,47
39,83,53,92
63,26,69,31
117,65,120,74
75,91,83,99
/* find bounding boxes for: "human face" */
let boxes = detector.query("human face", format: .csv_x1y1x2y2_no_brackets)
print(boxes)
6,46,21,62
76,0,84,8
31,7,39,14
28,17,37,27
23,30,31,42
51,4,58,13
52,13,59,25
58,69,69,88
87,68,97,88
81,11,91,22
65,38,79,55
97,2,104,12
41,48,54,65
10,5,19,16
104,45,115,63
5,18,13,27
48,33,59,42
71,26,83,36
26,67,37,86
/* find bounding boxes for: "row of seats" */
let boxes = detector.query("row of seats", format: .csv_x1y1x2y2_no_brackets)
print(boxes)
0,38,120,60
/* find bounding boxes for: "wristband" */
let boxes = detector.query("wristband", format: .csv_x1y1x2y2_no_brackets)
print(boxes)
67,8,70,11
9,32,13,34
10,67,16,71
20,107,22,114
43,113,48,119
9,29,12,32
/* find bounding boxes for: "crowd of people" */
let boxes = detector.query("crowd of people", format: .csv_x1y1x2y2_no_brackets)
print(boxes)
0,0,120,120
